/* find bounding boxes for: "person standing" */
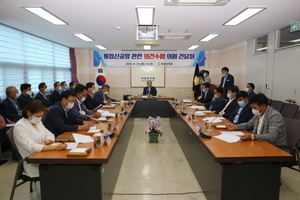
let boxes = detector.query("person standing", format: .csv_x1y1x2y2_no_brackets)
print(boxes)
246,83,256,98
220,67,234,90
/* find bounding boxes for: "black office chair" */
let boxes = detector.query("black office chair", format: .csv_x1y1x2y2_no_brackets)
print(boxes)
270,100,284,112
268,98,272,105
281,103,299,119
41,106,51,123
6,128,39,200
278,118,300,172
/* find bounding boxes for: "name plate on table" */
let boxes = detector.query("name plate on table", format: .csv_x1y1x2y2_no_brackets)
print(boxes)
142,95,148,98
185,114,190,120
195,124,201,132
104,136,111,146
114,123,119,131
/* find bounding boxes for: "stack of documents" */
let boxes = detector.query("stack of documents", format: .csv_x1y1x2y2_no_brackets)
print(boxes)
202,117,224,123
182,99,192,103
190,106,206,110
72,133,94,143
214,131,244,143
97,110,115,118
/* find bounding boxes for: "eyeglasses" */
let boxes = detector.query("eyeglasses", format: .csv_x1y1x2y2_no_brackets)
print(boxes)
66,99,75,103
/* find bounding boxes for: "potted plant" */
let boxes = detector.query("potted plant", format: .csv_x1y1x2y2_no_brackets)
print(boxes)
145,116,163,143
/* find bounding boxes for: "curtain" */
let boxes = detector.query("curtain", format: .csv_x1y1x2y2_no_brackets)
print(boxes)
69,48,79,83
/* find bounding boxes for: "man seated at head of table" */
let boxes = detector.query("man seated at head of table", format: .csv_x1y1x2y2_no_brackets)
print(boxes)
43,90,93,137
215,85,239,118
226,93,288,146
198,87,225,111
227,91,254,124
94,84,120,105
143,80,157,97
196,82,214,103
14,100,67,178
69,84,101,121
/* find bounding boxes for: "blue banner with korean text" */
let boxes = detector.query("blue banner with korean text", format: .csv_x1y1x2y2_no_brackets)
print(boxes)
93,51,205,67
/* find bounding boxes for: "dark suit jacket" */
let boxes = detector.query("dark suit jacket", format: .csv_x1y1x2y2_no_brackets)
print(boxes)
197,90,213,103
94,90,115,105
17,94,33,109
43,102,82,137
35,92,52,108
69,100,95,122
228,103,254,124
216,98,238,119
84,94,97,110
51,90,61,104
220,74,234,89
143,87,157,96
0,98,22,121
248,91,256,99
204,96,226,111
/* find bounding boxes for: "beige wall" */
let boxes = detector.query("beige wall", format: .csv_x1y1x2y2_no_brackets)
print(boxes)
75,42,246,100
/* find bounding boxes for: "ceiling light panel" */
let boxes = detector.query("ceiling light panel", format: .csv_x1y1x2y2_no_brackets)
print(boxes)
200,34,219,42
224,8,266,26
23,7,67,25
95,45,107,50
159,34,193,40
164,0,230,6
73,34,94,41
136,6,155,25
187,45,199,50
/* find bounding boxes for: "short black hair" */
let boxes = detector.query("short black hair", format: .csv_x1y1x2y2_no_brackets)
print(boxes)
204,70,210,75
101,84,110,90
221,67,229,72
236,91,249,99
60,90,76,101
61,81,66,85
249,93,268,106
202,82,210,89
227,85,239,93
54,81,60,88
22,100,47,118
215,87,223,94
74,84,87,94
86,82,94,89
20,83,31,92
69,81,75,88
247,83,255,90
38,82,46,90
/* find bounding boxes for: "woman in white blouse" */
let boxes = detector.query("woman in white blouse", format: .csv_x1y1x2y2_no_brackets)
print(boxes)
13,100,67,178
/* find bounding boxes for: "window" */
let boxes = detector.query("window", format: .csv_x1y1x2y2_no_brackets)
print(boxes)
0,24,71,99
278,26,300,48
255,35,268,53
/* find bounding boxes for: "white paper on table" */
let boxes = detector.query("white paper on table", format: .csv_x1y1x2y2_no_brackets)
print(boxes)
195,111,205,116
52,142,78,149
220,131,244,136
87,129,100,133
202,117,225,123
202,111,213,113
98,111,115,118
214,134,241,143
189,106,206,110
89,126,96,130
98,117,107,121
69,148,89,153
97,110,105,113
182,99,192,103
72,133,94,143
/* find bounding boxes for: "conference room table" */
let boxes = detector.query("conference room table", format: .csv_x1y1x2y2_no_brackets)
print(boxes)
27,100,293,200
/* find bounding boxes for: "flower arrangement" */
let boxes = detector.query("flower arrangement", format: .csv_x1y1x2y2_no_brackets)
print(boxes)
145,116,163,143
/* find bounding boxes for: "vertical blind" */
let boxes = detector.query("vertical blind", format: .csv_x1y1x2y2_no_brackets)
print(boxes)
0,24,71,99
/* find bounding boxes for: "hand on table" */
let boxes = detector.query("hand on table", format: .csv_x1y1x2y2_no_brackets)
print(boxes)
225,121,237,131
79,123,94,131
53,143,67,150
91,112,101,118
240,133,253,141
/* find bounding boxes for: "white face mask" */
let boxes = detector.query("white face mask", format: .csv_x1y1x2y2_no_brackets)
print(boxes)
58,87,62,91
245,87,249,92
81,96,86,102
66,102,74,110
104,91,108,95
214,95,218,98
252,107,262,116
26,91,33,96
29,117,42,125
15,93,20,99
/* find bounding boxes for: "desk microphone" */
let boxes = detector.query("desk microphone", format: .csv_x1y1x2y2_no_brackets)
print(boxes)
85,114,101,123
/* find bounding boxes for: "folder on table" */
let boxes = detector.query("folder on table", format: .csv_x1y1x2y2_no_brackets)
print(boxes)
55,135,74,142
67,148,91,157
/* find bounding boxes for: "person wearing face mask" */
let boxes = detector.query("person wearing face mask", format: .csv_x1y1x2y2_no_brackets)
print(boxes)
43,90,93,137
226,93,288,146
227,91,253,124
0,86,22,122
84,82,98,110
69,81,76,91
143,80,157,97
35,82,52,108
199,87,225,111
196,82,213,103
61,81,67,92
69,84,101,121
219,67,234,90
51,81,63,104
17,83,33,109
94,84,120,105
13,100,67,177
246,83,256,98
216,85,239,118
200,70,211,84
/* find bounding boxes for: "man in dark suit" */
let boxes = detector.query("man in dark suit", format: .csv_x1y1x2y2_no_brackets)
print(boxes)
143,80,157,97
216,85,239,118
228,91,254,124
220,67,234,90
84,82,98,110
196,82,214,103
1,86,22,122
35,82,52,108
51,81,62,104
199,87,225,111
17,83,33,109
94,84,120,105
69,81,76,91
246,83,256,98
43,90,93,137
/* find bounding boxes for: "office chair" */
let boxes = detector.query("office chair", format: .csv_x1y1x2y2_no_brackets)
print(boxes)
270,100,284,112
281,103,299,119
6,128,39,200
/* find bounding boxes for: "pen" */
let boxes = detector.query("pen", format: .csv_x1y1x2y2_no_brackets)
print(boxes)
59,141,65,144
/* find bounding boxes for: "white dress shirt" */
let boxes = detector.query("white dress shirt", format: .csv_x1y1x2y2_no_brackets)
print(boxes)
13,117,55,177
257,106,269,135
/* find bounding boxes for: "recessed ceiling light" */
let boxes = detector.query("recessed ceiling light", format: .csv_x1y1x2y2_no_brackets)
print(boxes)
95,45,107,50
143,45,151,50
23,7,67,25
224,7,266,26
136,6,155,25
289,39,300,43
73,34,94,41
200,34,219,42
187,45,199,50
